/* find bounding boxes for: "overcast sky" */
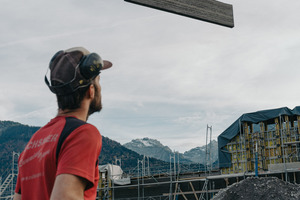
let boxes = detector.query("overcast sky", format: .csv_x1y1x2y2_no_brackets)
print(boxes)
1,0,300,153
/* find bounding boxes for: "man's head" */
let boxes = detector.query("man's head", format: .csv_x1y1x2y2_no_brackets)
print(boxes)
45,47,112,114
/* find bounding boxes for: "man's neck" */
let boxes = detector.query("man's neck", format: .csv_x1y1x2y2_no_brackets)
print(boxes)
57,108,88,122
57,92,92,122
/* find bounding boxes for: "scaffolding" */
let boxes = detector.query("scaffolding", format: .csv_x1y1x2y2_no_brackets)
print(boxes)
97,125,219,200
221,115,300,175
0,152,19,200
97,149,220,200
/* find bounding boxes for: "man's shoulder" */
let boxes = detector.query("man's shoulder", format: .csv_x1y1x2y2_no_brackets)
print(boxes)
56,117,101,159
64,118,100,137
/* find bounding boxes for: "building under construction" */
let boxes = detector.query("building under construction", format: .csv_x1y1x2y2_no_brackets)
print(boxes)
218,106,300,179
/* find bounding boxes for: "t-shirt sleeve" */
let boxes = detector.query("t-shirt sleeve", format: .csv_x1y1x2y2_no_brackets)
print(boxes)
15,172,21,194
15,152,23,194
56,124,102,189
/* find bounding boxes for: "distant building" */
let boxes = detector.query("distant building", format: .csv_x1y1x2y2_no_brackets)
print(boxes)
218,106,300,174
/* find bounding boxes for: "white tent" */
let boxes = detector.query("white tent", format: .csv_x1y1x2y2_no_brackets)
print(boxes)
99,164,131,185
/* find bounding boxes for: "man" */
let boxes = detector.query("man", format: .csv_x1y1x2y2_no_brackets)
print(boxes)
14,47,112,200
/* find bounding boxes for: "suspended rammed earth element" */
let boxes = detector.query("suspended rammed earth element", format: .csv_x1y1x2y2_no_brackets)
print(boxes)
124,0,234,28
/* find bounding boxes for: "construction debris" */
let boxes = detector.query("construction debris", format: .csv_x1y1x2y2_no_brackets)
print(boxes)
213,177,300,200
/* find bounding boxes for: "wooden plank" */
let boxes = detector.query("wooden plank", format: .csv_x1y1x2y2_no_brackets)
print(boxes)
163,189,220,196
189,182,199,200
124,0,234,28
179,188,189,200
173,182,178,200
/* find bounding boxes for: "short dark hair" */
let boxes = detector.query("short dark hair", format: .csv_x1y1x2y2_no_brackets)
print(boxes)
56,85,90,110
55,78,97,110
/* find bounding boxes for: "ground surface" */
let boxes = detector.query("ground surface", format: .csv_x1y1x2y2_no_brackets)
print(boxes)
213,177,300,200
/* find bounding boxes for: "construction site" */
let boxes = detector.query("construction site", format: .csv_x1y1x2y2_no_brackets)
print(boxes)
2,106,300,200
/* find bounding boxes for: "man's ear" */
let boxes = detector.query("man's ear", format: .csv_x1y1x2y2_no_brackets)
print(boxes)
87,84,95,99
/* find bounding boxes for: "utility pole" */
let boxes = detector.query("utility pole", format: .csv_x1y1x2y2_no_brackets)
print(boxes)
255,142,258,177
205,125,213,176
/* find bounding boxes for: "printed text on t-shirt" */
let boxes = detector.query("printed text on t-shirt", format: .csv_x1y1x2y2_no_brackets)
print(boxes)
24,134,59,151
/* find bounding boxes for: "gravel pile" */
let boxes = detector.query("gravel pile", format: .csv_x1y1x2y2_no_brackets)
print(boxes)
213,177,300,200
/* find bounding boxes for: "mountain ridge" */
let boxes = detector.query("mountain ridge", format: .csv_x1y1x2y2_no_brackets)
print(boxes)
124,137,218,164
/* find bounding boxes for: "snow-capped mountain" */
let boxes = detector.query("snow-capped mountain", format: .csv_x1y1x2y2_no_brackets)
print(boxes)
123,137,218,164
123,137,177,162
183,140,218,164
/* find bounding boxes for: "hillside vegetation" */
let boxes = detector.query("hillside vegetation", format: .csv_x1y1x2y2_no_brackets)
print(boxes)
0,121,177,175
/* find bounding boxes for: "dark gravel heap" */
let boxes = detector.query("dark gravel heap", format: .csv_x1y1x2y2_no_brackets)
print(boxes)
213,177,300,200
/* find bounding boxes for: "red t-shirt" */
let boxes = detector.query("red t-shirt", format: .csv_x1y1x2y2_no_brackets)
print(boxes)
15,116,102,200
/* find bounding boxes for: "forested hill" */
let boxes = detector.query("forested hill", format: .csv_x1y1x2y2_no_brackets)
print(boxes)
0,120,172,175
0,121,40,175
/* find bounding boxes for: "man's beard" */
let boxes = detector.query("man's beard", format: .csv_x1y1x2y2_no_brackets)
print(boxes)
88,85,102,117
